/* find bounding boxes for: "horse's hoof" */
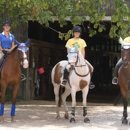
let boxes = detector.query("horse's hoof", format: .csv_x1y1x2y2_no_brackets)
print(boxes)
70,118,75,123
11,119,16,122
121,116,124,121
56,115,60,120
122,119,128,124
64,113,69,119
84,117,90,123
11,116,16,122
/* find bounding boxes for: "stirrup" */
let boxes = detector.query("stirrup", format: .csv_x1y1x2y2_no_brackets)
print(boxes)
89,82,95,89
112,77,118,85
60,79,67,87
21,74,26,81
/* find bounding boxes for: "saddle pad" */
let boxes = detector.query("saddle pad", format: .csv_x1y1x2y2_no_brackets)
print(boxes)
0,57,6,72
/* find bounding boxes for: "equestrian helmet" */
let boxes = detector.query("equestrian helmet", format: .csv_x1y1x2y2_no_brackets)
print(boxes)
72,26,82,33
3,21,11,26
128,26,130,32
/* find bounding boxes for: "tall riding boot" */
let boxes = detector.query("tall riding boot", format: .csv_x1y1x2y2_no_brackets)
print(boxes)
89,73,95,89
112,58,122,85
60,68,70,87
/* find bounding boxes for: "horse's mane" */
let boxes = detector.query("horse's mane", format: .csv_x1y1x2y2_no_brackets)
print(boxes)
8,46,18,55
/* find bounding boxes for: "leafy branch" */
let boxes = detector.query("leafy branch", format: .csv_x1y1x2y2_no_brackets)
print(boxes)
0,0,130,40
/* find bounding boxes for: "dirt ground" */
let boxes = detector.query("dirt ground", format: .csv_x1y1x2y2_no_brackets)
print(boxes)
0,100,130,130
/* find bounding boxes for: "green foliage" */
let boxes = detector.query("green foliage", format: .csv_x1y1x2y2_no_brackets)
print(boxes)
0,0,130,40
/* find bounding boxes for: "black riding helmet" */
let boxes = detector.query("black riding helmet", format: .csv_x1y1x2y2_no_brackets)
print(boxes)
128,26,130,33
72,26,82,33
3,21,11,26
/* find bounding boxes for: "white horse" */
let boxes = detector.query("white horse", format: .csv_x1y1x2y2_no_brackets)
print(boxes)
51,44,91,123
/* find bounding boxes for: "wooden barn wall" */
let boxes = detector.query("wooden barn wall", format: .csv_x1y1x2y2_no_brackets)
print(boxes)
28,39,66,99
28,38,121,100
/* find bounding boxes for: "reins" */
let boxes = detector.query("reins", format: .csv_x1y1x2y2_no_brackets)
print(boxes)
72,52,90,77
121,63,130,81
121,64,130,90
74,67,90,77
6,49,27,64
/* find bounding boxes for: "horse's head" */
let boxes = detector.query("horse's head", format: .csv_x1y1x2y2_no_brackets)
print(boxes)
15,40,30,68
66,44,79,69
120,37,130,67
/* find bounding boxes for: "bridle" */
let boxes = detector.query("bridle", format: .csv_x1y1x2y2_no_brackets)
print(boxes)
121,46,130,85
6,47,28,65
68,51,90,77
17,49,28,65
121,46,130,68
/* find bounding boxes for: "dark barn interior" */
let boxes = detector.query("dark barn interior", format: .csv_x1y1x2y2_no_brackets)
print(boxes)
28,20,120,103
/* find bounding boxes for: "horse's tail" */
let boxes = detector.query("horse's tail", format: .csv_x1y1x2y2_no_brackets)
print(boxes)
113,92,122,106
58,85,63,107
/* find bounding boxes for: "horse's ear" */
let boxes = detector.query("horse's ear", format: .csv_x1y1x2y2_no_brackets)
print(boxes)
15,40,20,46
25,39,30,46
119,37,124,45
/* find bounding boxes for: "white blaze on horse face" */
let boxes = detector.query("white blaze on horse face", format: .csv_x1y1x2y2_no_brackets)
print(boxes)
23,52,28,68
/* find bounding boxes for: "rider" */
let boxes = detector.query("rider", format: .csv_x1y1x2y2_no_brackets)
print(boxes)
0,20,26,81
60,25,95,89
112,26,130,85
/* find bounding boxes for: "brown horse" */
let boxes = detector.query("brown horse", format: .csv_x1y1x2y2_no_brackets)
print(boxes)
114,38,130,124
0,40,29,122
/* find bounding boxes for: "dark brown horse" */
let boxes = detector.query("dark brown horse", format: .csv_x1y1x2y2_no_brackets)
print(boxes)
114,39,130,124
0,40,29,122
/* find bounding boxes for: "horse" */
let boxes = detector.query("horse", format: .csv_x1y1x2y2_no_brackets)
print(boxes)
0,40,29,122
51,44,91,123
114,37,130,124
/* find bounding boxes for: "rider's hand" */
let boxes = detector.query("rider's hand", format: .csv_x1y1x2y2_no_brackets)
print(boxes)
2,50,7,55
12,44,17,49
0,46,3,51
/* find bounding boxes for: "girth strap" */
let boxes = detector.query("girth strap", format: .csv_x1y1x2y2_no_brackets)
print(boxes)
74,67,90,77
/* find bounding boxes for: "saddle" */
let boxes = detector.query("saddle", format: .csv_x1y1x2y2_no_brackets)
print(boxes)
0,49,12,72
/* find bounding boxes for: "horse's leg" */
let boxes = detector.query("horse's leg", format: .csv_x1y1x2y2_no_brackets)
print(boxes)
70,88,76,123
61,88,71,119
54,85,60,119
82,86,90,123
11,83,19,122
122,97,128,124
0,83,6,122
120,88,128,124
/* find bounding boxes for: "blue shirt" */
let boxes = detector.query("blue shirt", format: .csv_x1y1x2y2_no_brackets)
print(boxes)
0,32,15,48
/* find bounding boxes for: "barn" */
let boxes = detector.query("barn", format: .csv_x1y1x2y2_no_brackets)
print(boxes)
27,20,120,103
2,0,130,103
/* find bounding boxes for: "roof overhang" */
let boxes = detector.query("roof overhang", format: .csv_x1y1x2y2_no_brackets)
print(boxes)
53,16,111,21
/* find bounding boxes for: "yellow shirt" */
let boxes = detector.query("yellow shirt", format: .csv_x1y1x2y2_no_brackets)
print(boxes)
124,36,130,43
65,38,87,52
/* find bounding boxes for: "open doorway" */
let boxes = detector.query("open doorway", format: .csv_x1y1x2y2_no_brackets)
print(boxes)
28,21,120,103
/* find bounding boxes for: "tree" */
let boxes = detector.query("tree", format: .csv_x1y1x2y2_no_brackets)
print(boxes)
0,0,130,40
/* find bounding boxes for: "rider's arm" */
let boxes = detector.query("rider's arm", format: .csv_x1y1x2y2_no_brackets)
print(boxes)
81,48,85,58
0,34,2,50
67,49,70,54
0,42,2,51
11,35,17,50
10,42,17,50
